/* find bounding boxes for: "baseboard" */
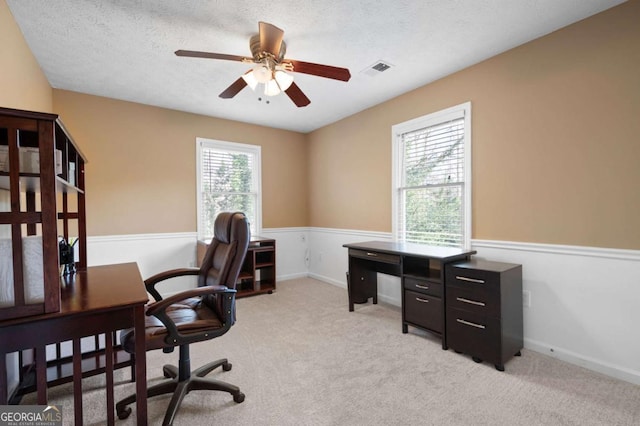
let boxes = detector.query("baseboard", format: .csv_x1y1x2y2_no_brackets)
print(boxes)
524,338,640,386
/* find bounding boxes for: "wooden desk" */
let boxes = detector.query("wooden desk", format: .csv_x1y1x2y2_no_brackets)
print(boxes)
343,241,475,349
0,263,148,425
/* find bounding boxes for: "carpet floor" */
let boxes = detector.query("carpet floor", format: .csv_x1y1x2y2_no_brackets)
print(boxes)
22,277,640,425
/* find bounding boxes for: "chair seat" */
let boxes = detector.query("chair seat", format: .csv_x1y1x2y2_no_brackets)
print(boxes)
120,298,223,353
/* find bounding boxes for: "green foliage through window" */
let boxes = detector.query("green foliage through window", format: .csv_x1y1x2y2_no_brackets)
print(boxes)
395,111,468,248
198,140,260,238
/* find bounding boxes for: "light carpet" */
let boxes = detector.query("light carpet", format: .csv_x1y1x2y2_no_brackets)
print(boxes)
22,277,640,425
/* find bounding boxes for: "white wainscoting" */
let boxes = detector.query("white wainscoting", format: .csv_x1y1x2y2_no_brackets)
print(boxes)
81,229,640,386
88,232,200,296
86,228,311,296
306,228,640,386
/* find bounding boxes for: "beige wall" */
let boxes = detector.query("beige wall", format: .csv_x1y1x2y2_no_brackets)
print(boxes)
0,0,52,112
308,1,640,250
52,90,308,236
3,1,639,249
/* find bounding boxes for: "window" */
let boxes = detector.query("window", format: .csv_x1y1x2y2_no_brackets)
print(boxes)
196,138,261,239
392,102,471,249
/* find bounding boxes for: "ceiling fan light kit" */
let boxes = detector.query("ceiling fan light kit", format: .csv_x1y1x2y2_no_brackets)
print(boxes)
175,21,351,107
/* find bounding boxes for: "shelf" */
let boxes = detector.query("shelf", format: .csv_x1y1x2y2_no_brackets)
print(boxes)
0,106,88,321
0,173,83,194
10,347,133,403
236,279,276,298
403,272,442,282
199,236,276,299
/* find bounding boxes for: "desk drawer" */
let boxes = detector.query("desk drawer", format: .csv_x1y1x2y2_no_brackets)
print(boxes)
446,307,501,364
446,266,500,293
403,277,441,298
404,290,442,333
349,249,400,265
447,285,498,317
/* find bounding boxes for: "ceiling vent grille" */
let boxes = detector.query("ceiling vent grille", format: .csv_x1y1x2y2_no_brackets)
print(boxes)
361,60,393,77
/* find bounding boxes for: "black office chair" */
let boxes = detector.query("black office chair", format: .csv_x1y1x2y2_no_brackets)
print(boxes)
116,212,250,425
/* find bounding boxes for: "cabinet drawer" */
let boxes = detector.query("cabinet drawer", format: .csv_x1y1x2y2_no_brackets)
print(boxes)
446,307,501,364
447,285,498,317
404,290,442,333
349,249,400,265
403,277,441,297
446,266,499,292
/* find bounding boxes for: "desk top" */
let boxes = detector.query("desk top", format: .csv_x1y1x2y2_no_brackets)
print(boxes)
0,263,148,327
343,240,476,261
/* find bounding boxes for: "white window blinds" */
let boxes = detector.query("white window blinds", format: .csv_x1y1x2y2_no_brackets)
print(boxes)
393,103,471,248
197,138,261,239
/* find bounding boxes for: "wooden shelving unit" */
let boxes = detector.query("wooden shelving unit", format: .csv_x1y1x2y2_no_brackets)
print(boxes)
0,106,87,321
197,236,276,298
0,106,134,403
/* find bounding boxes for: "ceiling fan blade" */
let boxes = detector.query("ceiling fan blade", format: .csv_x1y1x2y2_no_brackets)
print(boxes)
175,50,251,63
259,22,285,56
219,77,248,99
285,59,351,82
284,82,311,107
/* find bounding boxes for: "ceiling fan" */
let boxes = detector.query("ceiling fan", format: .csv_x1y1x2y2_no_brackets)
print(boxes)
175,21,351,107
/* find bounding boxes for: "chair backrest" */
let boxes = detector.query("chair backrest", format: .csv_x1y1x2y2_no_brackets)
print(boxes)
198,211,250,289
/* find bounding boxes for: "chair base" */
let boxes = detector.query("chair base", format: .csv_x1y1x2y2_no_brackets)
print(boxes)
116,358,245,426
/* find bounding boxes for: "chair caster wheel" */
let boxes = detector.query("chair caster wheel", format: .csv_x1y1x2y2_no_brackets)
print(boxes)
472,356,483,363
117,407,131,420
223,362,232,371
234,392,245,403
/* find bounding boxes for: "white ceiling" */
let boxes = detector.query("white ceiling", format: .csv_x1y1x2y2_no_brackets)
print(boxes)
7,0,625,133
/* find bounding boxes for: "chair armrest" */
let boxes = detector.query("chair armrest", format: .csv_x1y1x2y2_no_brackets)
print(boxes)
144,267,200,301
145,285,234,317
146,285,237,346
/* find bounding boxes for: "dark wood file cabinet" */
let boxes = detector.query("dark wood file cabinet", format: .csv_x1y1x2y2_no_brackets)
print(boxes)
445,260,523,371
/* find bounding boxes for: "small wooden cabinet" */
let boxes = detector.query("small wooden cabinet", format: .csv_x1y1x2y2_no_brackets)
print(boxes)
197,236,276,298
445,259,523,371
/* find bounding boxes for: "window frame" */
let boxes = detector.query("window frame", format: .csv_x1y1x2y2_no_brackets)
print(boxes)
391,101,472,249
196,137,262,239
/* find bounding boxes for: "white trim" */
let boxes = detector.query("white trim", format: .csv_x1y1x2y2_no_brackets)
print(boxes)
309,227,392,239
87,232,197,244
472,239,640,262
261,227,311,234
195,137,263,237
524,338,640,385
391,101,472,249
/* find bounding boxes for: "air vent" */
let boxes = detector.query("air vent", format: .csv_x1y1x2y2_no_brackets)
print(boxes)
360,60,394,77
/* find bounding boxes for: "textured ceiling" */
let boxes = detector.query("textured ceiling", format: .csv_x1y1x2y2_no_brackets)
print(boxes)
7,0,625,133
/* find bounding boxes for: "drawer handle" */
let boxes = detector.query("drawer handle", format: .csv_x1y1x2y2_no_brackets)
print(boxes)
415,297,429,303
456,297,485,307
366,252,378,257
415,284,430,290
456,318,486,329
455,275,485,284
